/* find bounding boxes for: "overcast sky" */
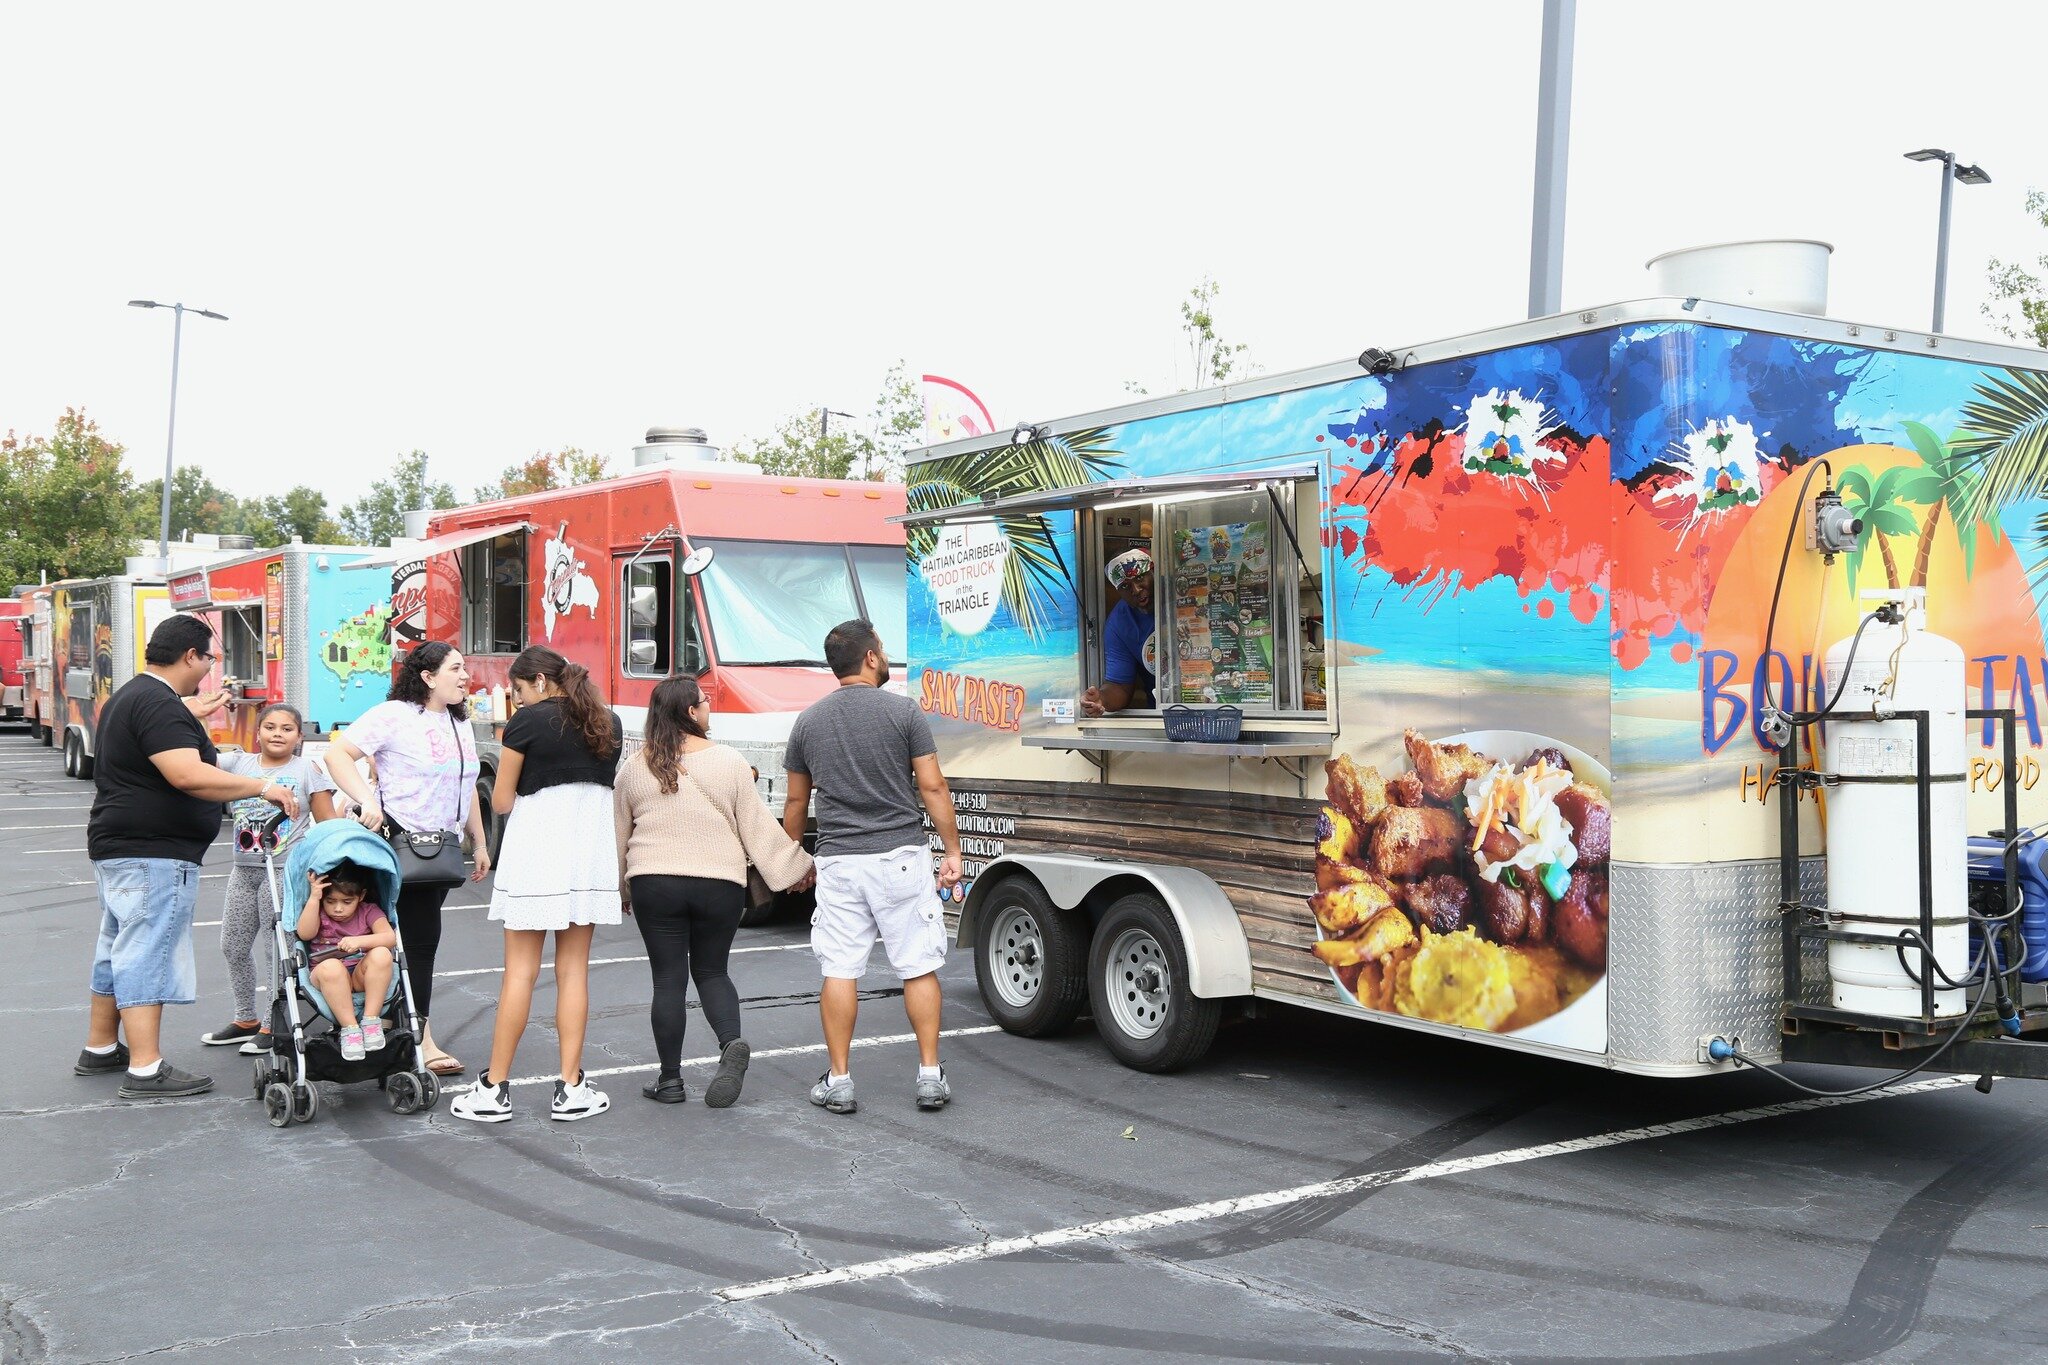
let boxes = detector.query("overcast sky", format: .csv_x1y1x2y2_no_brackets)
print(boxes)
4,1,2045,511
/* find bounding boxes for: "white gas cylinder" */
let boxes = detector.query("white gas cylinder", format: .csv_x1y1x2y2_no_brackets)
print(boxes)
1822,590,1969,1016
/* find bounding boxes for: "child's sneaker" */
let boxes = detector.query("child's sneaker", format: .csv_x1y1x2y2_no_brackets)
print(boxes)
338,1027,366,1062
551,1072,609,1122
361,1018,386,1052
451,1072,513,1124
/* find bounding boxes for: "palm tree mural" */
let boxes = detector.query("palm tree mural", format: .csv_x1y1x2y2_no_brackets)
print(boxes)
1954,368,2048,524
906,426,1123,639
1898,420,2000,586
1836,463,1929,590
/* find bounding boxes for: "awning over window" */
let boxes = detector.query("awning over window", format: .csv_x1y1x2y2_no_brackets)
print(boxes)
341,521,535,570
892,463,1319,528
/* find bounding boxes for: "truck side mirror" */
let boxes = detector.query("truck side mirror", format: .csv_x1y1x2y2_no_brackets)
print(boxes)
681,546,715,577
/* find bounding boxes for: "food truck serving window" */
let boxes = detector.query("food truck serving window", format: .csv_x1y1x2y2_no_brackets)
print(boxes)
696,540,896,666
462,531,528,655
220,607,264,690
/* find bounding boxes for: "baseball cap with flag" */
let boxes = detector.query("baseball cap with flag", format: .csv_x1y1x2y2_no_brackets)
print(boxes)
1105,548,1153,589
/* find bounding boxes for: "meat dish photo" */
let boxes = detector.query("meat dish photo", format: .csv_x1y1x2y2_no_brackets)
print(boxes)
1309,728,1610,1036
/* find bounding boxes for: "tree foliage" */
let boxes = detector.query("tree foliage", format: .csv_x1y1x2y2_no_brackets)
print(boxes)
731,363,921,482
1125,278,1259,397
1984,190,2048,350
132,468,348,546
474,447,611,502
0,409,141,586
339,451,458,546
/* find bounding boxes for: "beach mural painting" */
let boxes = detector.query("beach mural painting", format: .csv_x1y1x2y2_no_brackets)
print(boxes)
909,322,2048,1059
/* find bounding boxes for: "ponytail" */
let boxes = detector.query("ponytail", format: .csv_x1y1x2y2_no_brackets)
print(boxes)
509,646,617,758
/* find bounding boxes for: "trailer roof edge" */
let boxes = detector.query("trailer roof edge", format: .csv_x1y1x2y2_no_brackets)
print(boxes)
907,296,2048,466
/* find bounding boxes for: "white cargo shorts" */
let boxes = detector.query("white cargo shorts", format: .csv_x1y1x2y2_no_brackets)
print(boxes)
812,843,949,981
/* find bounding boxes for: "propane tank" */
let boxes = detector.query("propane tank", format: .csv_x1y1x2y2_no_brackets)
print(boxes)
1822,588,1969,1016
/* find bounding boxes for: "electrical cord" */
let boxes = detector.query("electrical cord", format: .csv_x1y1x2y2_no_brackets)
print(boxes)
1758,458,1834,719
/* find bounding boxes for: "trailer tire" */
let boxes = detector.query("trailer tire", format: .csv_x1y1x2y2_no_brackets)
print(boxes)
75,737,93,781
1088,892,1221,1073
61,732,75,777
474,776,503,865
38,722,53,746
974,876,1087,1037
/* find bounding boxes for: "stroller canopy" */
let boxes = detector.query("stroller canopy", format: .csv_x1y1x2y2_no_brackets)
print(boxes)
284,820,404,922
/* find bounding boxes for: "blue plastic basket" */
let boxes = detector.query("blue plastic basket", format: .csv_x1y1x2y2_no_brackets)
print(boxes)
1162,704,1243,743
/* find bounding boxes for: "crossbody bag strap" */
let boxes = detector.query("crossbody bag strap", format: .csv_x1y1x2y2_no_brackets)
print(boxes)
449,709,467,834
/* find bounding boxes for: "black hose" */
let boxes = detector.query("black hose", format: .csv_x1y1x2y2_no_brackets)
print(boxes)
1758,457,1834,719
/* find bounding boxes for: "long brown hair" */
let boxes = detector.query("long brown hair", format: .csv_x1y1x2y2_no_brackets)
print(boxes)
643,673,709,795
509,645,616,757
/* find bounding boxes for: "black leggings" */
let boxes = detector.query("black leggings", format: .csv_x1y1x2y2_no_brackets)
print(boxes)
629,875,745,1073
394,880,452,1019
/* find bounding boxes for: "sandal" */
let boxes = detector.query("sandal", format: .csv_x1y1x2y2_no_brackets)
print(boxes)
419,1021,465,1076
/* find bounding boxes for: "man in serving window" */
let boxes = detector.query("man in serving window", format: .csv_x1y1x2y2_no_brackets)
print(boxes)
1081,548,1157,717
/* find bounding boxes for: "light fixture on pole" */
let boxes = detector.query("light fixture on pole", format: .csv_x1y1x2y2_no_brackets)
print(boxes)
1903,149,1991,333
818,408,856,440
129,299,229,570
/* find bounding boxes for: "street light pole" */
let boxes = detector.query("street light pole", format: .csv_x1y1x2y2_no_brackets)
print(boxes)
1904,149,1990,333
128,299,229,571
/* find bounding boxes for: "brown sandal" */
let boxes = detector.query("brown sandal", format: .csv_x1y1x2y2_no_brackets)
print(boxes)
425,1053,465,1076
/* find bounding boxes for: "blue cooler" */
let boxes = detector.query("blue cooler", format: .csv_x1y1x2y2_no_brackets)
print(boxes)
1967,834,2048,983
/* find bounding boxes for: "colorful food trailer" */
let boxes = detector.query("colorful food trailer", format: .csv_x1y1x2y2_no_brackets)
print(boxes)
905,295,2048,1082
49,575,172,779
168,544,393,751
15,586,55,743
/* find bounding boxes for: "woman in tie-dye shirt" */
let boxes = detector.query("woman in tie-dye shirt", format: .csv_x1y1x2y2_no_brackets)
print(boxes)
326,642,492,1076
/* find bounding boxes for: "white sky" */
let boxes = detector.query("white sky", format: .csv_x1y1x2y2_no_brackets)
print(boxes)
4,1,2045,511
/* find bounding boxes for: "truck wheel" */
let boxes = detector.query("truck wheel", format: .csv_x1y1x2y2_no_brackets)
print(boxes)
39,722,53,747
975,877,1087,1037
1087,892,1221,1073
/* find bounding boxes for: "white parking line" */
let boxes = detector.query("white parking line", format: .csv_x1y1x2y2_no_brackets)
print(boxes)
712,1074,1974,1303
44,874,231,888
435,941,810,981
502,1024,1001,1088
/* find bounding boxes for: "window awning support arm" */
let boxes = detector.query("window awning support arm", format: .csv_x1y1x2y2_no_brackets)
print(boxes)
1264,484,1310,573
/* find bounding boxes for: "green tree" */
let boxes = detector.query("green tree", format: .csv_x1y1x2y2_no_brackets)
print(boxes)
1836,463,1932,590
1183,277,1251,388
338,451,458,546
1898,420,1999,586
1983,190,2048,350
731,363,922,482
0,409,140,585
264,485,348,544
474,446,610,502
132,466,239,543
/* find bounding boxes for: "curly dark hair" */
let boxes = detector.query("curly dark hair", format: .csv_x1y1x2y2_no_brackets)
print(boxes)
388,641,469,720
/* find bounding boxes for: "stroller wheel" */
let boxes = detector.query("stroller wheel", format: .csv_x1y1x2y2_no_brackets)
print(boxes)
252,1057,270,1101
388,1071,421,1114
263,1082,293,1128
419,1071,442,1112
291,1083,319,1125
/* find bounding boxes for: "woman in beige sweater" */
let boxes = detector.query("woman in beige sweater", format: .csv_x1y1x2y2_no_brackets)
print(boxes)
615,674,813,1106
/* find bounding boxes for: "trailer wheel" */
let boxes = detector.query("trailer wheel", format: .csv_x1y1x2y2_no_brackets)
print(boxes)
61,732,75,777
974,877,1087,1037
74,738,93,781
38,722,52,746
474,777,503,865
1087,892,1221,1073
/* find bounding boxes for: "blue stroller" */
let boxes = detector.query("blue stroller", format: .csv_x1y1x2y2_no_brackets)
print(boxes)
248,815,443,1125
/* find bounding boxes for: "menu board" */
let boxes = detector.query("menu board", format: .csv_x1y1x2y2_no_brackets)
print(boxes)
1170,519,1273,706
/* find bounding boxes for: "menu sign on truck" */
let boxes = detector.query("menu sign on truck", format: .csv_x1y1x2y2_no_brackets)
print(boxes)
1171,519,1273,705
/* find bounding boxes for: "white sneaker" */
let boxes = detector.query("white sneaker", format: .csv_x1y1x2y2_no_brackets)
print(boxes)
450,1073,513,1124
551,1073,609,1122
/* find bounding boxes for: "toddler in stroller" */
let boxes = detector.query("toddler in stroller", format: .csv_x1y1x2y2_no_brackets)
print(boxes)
250,814,442,1125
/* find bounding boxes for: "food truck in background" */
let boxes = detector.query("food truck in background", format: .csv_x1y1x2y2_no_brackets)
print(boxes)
354,427,907,897
49,575,173,779
12,586,55,741
168,543,393,751
0,595,27,726
906,243,2048,1085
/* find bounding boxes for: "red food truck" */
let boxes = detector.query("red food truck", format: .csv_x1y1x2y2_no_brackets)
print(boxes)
346,429,907,891
0,593,28,727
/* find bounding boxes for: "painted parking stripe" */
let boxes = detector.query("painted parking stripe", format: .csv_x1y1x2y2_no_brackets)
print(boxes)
712,1074,1974,1303
502,1024,1002,1089
436,941,811,981
43,874,230,888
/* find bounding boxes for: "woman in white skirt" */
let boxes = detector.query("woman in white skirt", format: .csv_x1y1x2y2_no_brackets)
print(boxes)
451,646,623,1125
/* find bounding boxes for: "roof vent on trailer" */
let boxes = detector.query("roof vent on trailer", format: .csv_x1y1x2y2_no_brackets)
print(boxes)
633,426,755,473
1645,239,1833,316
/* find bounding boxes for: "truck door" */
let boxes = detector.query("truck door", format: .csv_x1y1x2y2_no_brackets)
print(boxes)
614,548,707,729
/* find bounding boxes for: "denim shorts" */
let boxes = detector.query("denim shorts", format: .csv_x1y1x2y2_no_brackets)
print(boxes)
90,858,201,1008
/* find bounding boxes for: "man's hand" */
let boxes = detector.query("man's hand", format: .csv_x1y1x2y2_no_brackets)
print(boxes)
936,853,963,891
1080,687,1104,719
261,781,301,821
184,689,229,720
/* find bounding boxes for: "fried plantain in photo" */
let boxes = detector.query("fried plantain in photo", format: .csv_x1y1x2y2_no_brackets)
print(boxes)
1322,755,1388,829
1312,905,1417,970
1393,928,1516,1030
1500,945,1565,1031
1368,805,1462,879
1403,728,1492,803
1310,877,1399,936
1316,806,1362,866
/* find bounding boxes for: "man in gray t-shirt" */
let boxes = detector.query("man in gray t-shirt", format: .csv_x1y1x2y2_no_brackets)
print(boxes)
784,619,963,1115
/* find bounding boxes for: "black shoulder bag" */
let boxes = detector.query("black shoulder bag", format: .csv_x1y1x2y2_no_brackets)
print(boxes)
383,710,470,890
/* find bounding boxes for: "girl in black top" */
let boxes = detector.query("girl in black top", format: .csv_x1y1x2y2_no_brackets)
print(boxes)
451,646,623,1125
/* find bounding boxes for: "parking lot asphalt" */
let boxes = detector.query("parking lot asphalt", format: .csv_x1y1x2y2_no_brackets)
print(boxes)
6,730,2048,1363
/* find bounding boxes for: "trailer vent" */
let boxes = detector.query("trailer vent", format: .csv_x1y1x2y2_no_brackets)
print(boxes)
633,426,759,474
1646,239,1833,316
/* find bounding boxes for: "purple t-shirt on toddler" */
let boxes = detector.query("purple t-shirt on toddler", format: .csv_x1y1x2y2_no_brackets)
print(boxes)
304,901,387,966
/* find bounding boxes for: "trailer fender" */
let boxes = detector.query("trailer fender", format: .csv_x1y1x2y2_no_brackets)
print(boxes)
957,854,1252,999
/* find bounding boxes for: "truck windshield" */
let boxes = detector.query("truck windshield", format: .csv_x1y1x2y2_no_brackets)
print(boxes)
697,540,863,666
849,545,908,650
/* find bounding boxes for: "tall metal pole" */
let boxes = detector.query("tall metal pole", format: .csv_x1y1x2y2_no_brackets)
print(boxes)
158,303,186,569
1528,0,1576,318
1932,154,1955,333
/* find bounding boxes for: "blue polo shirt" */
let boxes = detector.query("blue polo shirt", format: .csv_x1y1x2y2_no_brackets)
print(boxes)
1104,598,1155,688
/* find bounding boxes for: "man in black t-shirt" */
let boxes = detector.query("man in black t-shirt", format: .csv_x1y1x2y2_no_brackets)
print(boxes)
75,615,299,1100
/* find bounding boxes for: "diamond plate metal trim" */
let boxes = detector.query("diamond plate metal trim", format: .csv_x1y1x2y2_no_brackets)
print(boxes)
284,552,310,718
1609,858,1824,1067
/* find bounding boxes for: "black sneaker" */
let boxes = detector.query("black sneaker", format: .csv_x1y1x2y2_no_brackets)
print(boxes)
202,1020,262,1047
641,1075,688,1104
118,1063,214,1099
703,1039,750,1109
74,1043,131,1077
